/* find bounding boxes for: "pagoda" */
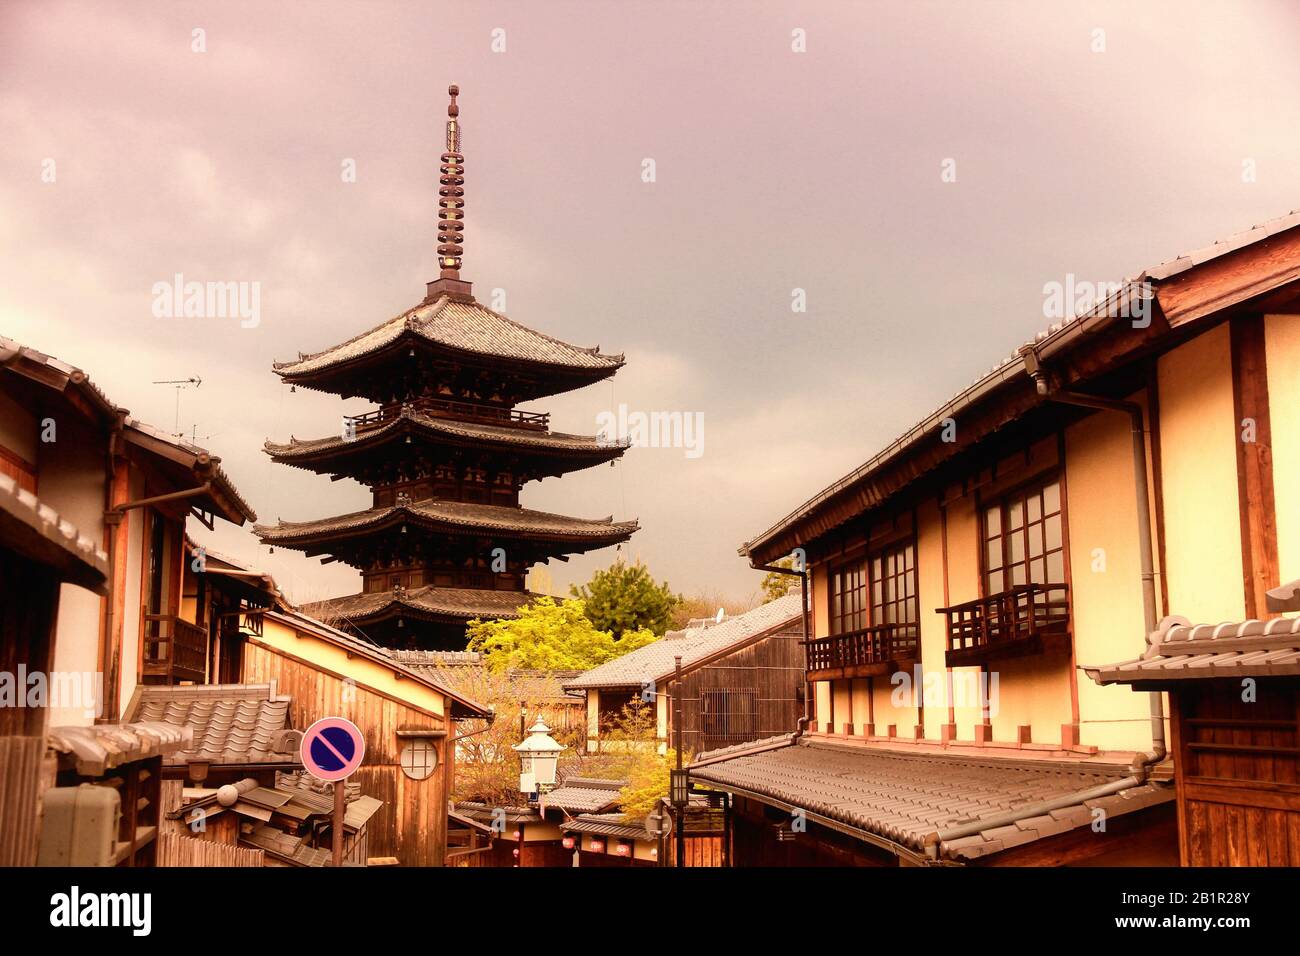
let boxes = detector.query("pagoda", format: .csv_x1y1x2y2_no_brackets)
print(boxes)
256,86,637,649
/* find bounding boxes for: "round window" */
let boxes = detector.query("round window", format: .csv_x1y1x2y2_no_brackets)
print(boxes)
399,739,439,780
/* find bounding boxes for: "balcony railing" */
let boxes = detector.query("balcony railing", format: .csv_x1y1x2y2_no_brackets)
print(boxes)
804,624,920,679
939,583,1070,667
142,614,207,684
346,397,550,432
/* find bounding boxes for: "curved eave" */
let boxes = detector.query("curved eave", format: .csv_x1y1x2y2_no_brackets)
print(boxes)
305,587,537,628
255,502,638,553
264,416,629,476
273,312,624,402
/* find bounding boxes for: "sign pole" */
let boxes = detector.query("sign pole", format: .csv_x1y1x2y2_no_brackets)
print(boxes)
333,780,346,867
299,717,366,869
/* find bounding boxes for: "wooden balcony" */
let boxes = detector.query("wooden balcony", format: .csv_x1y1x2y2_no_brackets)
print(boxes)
141,614,207,685
805,624,920,681
939,583,1071,667
347,397,550,432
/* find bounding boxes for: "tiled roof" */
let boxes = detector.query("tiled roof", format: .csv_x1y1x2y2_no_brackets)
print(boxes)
126,683,297,767
453,801,542,824
390,650,583,703
740,208,1300,563
255,497,638,545
48,721,193,777
273,771,383,829
303,586,537,626
560,813,651,841
540,778,624,814
266,408,628,461
123,417,257,524
273,295,624,377
563,594,804,691
0,473,109,593
241,824,334,866
1084,611,1300,685
689,738,1172,862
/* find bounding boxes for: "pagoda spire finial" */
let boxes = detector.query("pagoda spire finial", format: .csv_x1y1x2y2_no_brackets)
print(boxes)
438,84,465,279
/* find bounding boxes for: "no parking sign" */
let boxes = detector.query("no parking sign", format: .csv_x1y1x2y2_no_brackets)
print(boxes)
301,717,366,782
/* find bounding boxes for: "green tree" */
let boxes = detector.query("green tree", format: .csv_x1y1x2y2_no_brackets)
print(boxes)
466,596,658,672
601,697,687,824
571,559,681,637
760,556,800,603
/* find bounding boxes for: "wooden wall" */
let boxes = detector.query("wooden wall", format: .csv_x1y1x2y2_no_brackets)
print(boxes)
1172,678,1300,866
242,639,451,867
671,622,804,756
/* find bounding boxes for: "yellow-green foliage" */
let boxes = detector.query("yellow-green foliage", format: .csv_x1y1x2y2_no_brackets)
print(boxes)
600,698,690,824
466,596,658,671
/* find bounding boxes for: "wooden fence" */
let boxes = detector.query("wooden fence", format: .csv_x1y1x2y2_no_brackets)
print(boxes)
0,736,45,866
157,832,265,867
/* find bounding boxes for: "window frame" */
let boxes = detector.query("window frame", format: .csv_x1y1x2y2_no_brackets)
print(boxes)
827,537,919,637
828,557,867,635
869,539,919,639
979,472,1068,597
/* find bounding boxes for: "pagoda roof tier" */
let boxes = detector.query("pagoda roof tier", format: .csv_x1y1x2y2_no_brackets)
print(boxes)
255,498,637,562
264,406,628,481
303,585,537,629
272,295,624,403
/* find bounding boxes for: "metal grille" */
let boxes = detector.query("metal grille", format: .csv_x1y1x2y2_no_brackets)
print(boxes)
700,688,759,751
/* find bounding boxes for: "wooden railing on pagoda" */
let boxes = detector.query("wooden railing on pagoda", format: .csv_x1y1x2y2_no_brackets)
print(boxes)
346,397,550,432
141,614,207,685
804,624,920,680
939,583,1071,667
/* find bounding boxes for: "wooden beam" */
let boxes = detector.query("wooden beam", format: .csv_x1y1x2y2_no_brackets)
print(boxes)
1230,315,1280,618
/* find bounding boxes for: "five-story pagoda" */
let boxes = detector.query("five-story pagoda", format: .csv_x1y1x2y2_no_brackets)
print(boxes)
257,86,636,649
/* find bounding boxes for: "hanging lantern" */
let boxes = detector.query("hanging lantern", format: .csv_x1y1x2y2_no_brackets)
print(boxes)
589,838,605,853
562,836,575,850
614,842,631,858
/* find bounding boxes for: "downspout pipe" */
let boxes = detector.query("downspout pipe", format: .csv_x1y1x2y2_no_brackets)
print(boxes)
1019,345,1166,775
926,773,1144,856
756,560,812,741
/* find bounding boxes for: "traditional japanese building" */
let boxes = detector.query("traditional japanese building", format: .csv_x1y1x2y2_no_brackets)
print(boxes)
257,86,636,648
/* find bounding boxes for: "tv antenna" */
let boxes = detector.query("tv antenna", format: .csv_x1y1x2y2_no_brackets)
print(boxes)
152,376,201,436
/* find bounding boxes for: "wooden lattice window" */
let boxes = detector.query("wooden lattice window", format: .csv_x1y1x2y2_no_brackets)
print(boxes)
399,739,439,781
700,688,759,748
983,477,1065,594
829,560,867,635
871,541,917,636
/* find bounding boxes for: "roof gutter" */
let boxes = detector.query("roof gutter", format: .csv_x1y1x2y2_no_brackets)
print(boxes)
107,482,212,516
924,773,1145,860
693,774,935,866
1019,342,1166,776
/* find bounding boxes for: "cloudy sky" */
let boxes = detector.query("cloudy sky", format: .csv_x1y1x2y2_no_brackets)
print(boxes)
2,1,1298,606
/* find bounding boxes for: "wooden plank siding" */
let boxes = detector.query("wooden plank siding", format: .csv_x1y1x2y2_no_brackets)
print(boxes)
241,638,452,867
1171,679,1300,866
669,623,804,757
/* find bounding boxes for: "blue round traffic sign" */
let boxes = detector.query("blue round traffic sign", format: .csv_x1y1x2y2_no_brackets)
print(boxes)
300,717,366,782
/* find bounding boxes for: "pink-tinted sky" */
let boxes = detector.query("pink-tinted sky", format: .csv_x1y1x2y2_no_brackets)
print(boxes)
2,1,1298,605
